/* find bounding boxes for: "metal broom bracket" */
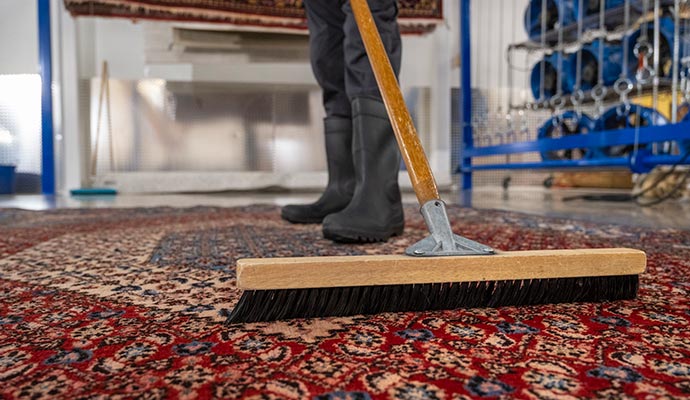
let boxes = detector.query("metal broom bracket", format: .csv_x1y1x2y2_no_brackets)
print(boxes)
405,200,495,257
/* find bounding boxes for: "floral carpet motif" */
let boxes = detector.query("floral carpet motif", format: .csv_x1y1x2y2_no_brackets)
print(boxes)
1,205,689,398
62,0,443,34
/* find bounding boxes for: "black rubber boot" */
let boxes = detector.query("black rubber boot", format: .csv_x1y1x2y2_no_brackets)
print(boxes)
322,97,404,243
281,117,355,224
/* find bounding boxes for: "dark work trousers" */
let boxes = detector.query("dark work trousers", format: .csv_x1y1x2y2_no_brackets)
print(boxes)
303,0,402,119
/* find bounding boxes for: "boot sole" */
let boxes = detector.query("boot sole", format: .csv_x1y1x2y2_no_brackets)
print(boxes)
323,224,404,244
280,212,325,224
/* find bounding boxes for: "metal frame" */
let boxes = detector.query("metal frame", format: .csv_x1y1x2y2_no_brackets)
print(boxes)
37,8,454,194
38,0,55,195
458,0,690,191
460,0,473,191
37,0,689,194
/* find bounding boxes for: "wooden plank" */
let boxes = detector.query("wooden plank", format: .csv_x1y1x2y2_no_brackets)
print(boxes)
236,248,646,290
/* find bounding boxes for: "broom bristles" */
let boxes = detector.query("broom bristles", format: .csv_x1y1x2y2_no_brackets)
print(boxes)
226,275,639,324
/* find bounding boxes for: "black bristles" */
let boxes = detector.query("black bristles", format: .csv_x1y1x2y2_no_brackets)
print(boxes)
225,275,639,324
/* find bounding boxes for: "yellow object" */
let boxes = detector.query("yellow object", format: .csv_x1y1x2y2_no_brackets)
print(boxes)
554,171,633,189
631,91,685,120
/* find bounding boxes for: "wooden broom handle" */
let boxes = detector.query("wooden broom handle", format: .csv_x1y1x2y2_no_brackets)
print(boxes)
350,0,440,204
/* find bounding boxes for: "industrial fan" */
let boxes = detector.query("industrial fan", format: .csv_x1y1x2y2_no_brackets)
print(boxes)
537,111,596,160
582,0,625,16
680,103,690,153
531,52,568,100
594,104,669,158
626,17,687,81
524,0,577,42
524,0,626,42
565,40,624,93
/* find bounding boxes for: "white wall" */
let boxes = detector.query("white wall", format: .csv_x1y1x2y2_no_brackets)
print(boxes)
94,19,146,79
70,2,530,90
1,1,531,100
73,16,442,87
0,0,39,75
57,1,536,192
73,18,146,79
399,34,437,88
445,0,531,90
0,0,42,182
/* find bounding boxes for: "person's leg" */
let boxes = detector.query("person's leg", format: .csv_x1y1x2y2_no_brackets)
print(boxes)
342,0,402,102
322,0,405,242
305,0,350,119
281,0,356,224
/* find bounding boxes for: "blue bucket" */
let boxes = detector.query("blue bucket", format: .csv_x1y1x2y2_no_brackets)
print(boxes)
0,165,16,195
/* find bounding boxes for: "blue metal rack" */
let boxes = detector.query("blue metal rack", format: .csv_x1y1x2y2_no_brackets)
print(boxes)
38,0,55,195
458,0,690,191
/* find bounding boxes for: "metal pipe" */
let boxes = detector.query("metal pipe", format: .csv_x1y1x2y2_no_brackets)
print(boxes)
539,0,547,102
672,0,681,124
652,0,660,116
38,0,55,195
464,121,690,158
460,0,473,191
460,155,690,172
652,0,661,155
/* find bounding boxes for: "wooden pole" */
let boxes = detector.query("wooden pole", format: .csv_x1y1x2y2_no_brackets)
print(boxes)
350,0,441,204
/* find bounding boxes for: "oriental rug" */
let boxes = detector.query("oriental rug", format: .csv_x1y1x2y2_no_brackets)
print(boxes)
0,205,689,398
62,0,443,34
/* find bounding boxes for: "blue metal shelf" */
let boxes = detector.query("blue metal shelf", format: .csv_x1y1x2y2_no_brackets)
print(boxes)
515,0,677,50
459,155,687,172
465,122,690,159
38,0,55,195
458,0,690,191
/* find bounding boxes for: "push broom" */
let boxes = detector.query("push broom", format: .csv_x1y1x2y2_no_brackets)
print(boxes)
225,0,646,324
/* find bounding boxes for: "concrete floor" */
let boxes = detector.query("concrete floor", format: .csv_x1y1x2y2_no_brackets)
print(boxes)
1,186,688,229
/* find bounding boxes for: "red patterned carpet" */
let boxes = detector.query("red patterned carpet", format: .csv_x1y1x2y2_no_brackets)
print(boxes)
1,205,689,398
63,0,443,34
